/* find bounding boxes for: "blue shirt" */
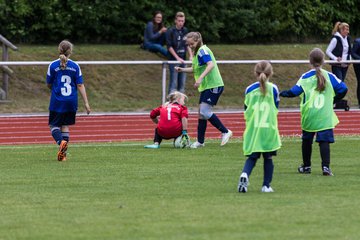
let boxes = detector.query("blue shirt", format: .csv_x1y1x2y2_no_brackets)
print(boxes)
197,48,212,66
46,59,83,112
288,69,347,97
245,82,280,108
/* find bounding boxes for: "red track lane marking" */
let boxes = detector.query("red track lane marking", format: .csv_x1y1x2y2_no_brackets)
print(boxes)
0,111,359,145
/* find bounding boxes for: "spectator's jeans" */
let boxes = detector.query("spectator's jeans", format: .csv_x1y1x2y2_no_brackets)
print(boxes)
168,63,186,94
143,42,168,57
331,65,348,81
353,64,360,105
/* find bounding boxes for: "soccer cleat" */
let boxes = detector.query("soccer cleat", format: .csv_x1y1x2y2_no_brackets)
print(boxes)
144,143,160,149
237,172,248,193
57,140,68,161
220,129,233,146
322,166,334,176
190,141,205,149
261,186,274,193
298,165,311,174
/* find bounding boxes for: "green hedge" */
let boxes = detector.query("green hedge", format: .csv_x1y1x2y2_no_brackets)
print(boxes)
1,0,360,44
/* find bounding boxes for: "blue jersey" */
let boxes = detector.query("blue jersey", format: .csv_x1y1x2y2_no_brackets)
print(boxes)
245,82,280,108
287,70,347,99
46,59,83,112
197,48,212,66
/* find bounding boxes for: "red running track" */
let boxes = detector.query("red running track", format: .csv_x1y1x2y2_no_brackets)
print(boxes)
0,110,360,145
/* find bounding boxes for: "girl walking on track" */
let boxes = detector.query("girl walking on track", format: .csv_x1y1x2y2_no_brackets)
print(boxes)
46,40,91,161
237,61,281,193
175,32,232,148
280,48,348,176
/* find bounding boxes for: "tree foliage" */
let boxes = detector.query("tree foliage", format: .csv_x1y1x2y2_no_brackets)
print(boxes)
0,0,360,44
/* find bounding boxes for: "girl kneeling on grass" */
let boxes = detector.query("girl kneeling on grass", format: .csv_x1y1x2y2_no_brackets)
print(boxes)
280,48,348,176
237,61,281,193
144,91,189,148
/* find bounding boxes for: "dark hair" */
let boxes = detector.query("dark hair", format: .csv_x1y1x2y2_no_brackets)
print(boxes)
152,10,164,32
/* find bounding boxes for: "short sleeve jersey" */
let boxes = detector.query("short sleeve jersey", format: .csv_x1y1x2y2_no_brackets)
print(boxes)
150,103,188,139
46,59,83,112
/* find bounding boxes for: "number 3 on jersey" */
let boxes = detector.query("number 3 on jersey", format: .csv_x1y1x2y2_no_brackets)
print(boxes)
252,102,270,128
61,75,72,96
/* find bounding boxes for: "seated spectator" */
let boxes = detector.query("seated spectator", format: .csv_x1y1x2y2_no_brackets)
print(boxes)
143,11,168,57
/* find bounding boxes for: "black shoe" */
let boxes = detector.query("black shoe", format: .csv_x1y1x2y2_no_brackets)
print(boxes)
322,166,334,176
298,165,311,174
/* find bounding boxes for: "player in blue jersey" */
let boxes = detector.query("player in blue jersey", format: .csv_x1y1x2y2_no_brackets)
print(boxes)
46,40,91,161
280,48,347,176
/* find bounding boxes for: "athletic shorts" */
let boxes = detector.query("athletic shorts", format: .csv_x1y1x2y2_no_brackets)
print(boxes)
199,86,224,106
302,129,335,143
49,111,76,127
247,151,277,159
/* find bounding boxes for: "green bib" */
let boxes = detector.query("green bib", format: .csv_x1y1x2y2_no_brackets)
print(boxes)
298,69,339,131
243,82,281,155
192,45,224,92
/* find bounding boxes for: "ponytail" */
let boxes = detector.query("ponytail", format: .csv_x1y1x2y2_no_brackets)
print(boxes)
309,48,326,92
58,40,73,70
254,61,273,96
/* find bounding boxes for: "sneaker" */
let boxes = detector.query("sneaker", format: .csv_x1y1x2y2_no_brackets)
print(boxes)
298,165,311,174
261,186,274,192
57,140,68,161
190,141,205,149
322,166,334,176
237,172,248,193
144,143,160,149
220,130,233,146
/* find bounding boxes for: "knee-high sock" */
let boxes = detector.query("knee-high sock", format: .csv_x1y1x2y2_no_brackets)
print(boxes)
319,142,330,168
263,158,274,187
208,114,228,133
197,119,207,144
302,139,312,167
62,131,69,142
242,157,257,176
51,127,63,145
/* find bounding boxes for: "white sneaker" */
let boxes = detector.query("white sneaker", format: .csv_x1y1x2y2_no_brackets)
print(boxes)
190,141,205,149
237,172,248,193
261,186,274,193
221,130,233,146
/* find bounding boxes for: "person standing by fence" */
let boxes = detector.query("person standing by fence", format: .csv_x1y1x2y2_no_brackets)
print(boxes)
166,12,192,94
326,22,351,82
46,40,91,161
175,32,232,148
351,37,360,108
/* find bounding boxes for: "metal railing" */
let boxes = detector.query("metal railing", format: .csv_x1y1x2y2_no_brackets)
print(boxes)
0,59,359,103
0,35,18,101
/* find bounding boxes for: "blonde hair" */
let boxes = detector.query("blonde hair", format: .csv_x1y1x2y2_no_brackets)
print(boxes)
58,40,73,70
254,61,273,95
331,22,349,35
175,12,185,19
309,48,326,92
164,91,188,106
184,32,203,54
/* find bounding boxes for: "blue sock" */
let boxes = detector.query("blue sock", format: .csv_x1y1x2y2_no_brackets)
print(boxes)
62,132,69,142
51,127,63,145
208,114,228,133
197,119,207,144
242,157,257,176
263,158,274,187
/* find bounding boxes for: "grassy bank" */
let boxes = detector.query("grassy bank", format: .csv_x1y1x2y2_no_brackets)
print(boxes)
1,44,358,113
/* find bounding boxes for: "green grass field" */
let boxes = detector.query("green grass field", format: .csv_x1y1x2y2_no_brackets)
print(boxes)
1,137,359,240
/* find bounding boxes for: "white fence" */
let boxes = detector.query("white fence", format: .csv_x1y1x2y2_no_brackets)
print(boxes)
1,60,360,103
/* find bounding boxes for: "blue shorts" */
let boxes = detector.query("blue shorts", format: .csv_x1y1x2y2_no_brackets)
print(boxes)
199,86,224,106
247,151,277,159
302,129,334,143
49,111,76,127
